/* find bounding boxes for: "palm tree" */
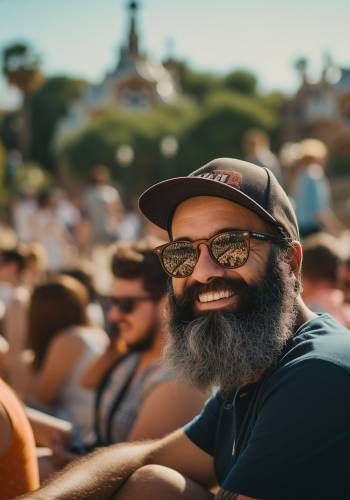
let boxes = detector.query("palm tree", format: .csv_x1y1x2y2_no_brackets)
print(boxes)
2,42,44,159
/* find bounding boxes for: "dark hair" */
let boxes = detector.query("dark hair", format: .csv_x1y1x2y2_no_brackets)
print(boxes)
0,247,28,273
111,237,167,299
28,275,89,371
302,235,341,284
37,189,52,208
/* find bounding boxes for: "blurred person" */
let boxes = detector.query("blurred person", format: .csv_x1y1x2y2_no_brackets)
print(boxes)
0,377,39,499
84,166,125,293
278,141,302,196
116,196,143,241
22,242,48,290
84,165,124,247
302,233,350,328
25,158,350,500
0,247,31,390
52,188,81,236
242,128,283,183
339,257,350,304
79,237,206,449
61,265,105,329
290,138,345,238
11,188,38,243
20,275,108,446
30,189,77,271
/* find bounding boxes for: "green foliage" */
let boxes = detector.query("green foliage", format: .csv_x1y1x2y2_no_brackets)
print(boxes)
1,48,282,196
176,61,222,102
176,91,277,176
63,103,195,196
0,112,19,150
63,90,279,197
330,156,350,177
223,69,257,95
2,42,40,75
258,91,286,112
2,41,43,95
29,76,87,168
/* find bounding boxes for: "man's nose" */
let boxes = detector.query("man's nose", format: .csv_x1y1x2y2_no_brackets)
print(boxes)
108,304,124,323
190,243,225,284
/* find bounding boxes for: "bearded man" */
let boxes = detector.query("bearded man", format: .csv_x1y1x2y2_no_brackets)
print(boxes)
22,159,350,500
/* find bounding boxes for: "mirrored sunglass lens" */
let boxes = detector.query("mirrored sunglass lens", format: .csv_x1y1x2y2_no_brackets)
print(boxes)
212,232,248,268
162,242,197,277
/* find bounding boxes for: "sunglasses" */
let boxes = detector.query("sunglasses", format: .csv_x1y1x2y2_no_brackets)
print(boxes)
154,229,286,278
102,296,155,314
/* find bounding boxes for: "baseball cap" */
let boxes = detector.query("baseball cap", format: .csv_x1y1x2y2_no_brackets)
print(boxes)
139,157,299,241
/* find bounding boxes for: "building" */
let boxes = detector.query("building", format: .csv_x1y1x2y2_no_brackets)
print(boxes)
282,55,350,159
55,1,179,148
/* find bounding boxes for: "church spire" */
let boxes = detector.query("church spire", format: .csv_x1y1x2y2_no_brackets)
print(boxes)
127,1,139,56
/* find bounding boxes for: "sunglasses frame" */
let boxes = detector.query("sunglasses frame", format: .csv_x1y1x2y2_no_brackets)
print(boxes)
154,228,287,278
102,295,156,314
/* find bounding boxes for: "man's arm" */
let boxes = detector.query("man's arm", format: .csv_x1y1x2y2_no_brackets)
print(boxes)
20,429,216,500
127,380,206,441
25,406,72,448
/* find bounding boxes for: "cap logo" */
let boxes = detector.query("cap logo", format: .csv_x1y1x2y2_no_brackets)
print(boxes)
195,170,242,188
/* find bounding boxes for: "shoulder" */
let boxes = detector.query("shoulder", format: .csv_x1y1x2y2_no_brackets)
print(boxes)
8,287,29,306
48,328,86,357
74,327,109,348
279,314,350,370
143,365,175,391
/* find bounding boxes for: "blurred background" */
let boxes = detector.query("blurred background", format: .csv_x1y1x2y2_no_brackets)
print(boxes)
0,0,350,276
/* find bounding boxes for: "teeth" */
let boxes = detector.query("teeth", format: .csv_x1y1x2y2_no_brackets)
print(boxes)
198,289,234,303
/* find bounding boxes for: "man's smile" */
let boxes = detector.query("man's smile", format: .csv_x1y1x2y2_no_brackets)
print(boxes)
198,289,235,303
196,289,240,312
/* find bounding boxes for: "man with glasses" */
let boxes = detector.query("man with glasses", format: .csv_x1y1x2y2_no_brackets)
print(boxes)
23,159,350,500
79,237,205,447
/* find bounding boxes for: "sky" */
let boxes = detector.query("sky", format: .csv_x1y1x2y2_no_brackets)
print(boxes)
1,0,350,109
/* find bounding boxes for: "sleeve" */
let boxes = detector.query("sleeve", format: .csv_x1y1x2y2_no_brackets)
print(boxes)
183,391,222,456
222,359,350,500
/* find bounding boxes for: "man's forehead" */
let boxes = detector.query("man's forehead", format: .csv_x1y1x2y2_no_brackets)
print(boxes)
171,195,270,236
112,276,144,293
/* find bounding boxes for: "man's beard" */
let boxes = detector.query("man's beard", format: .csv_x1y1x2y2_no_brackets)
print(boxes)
109,323,157,352
129,327,157,352
165,248,298,393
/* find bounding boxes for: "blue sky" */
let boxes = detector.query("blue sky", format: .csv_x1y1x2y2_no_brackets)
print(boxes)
1,0,350,109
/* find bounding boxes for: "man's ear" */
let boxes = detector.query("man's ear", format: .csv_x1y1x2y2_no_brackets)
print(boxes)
288,241,303,276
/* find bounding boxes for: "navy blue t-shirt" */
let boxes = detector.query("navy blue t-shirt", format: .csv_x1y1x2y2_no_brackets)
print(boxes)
184,314,350,499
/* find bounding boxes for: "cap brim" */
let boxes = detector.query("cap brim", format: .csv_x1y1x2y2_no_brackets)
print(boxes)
139,176,280,233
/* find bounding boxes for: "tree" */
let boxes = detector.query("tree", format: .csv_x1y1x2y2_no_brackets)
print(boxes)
224,69,257,95
1,42,44,158
30,76,87,169
62,103,191,198
62,91,279,201
177,91,277,176
176,61,222,102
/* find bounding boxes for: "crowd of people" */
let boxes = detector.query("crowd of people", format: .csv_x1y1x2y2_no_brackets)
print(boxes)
0,133,349,499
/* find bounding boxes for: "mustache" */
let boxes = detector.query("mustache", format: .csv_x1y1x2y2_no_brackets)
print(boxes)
174,276,251,306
